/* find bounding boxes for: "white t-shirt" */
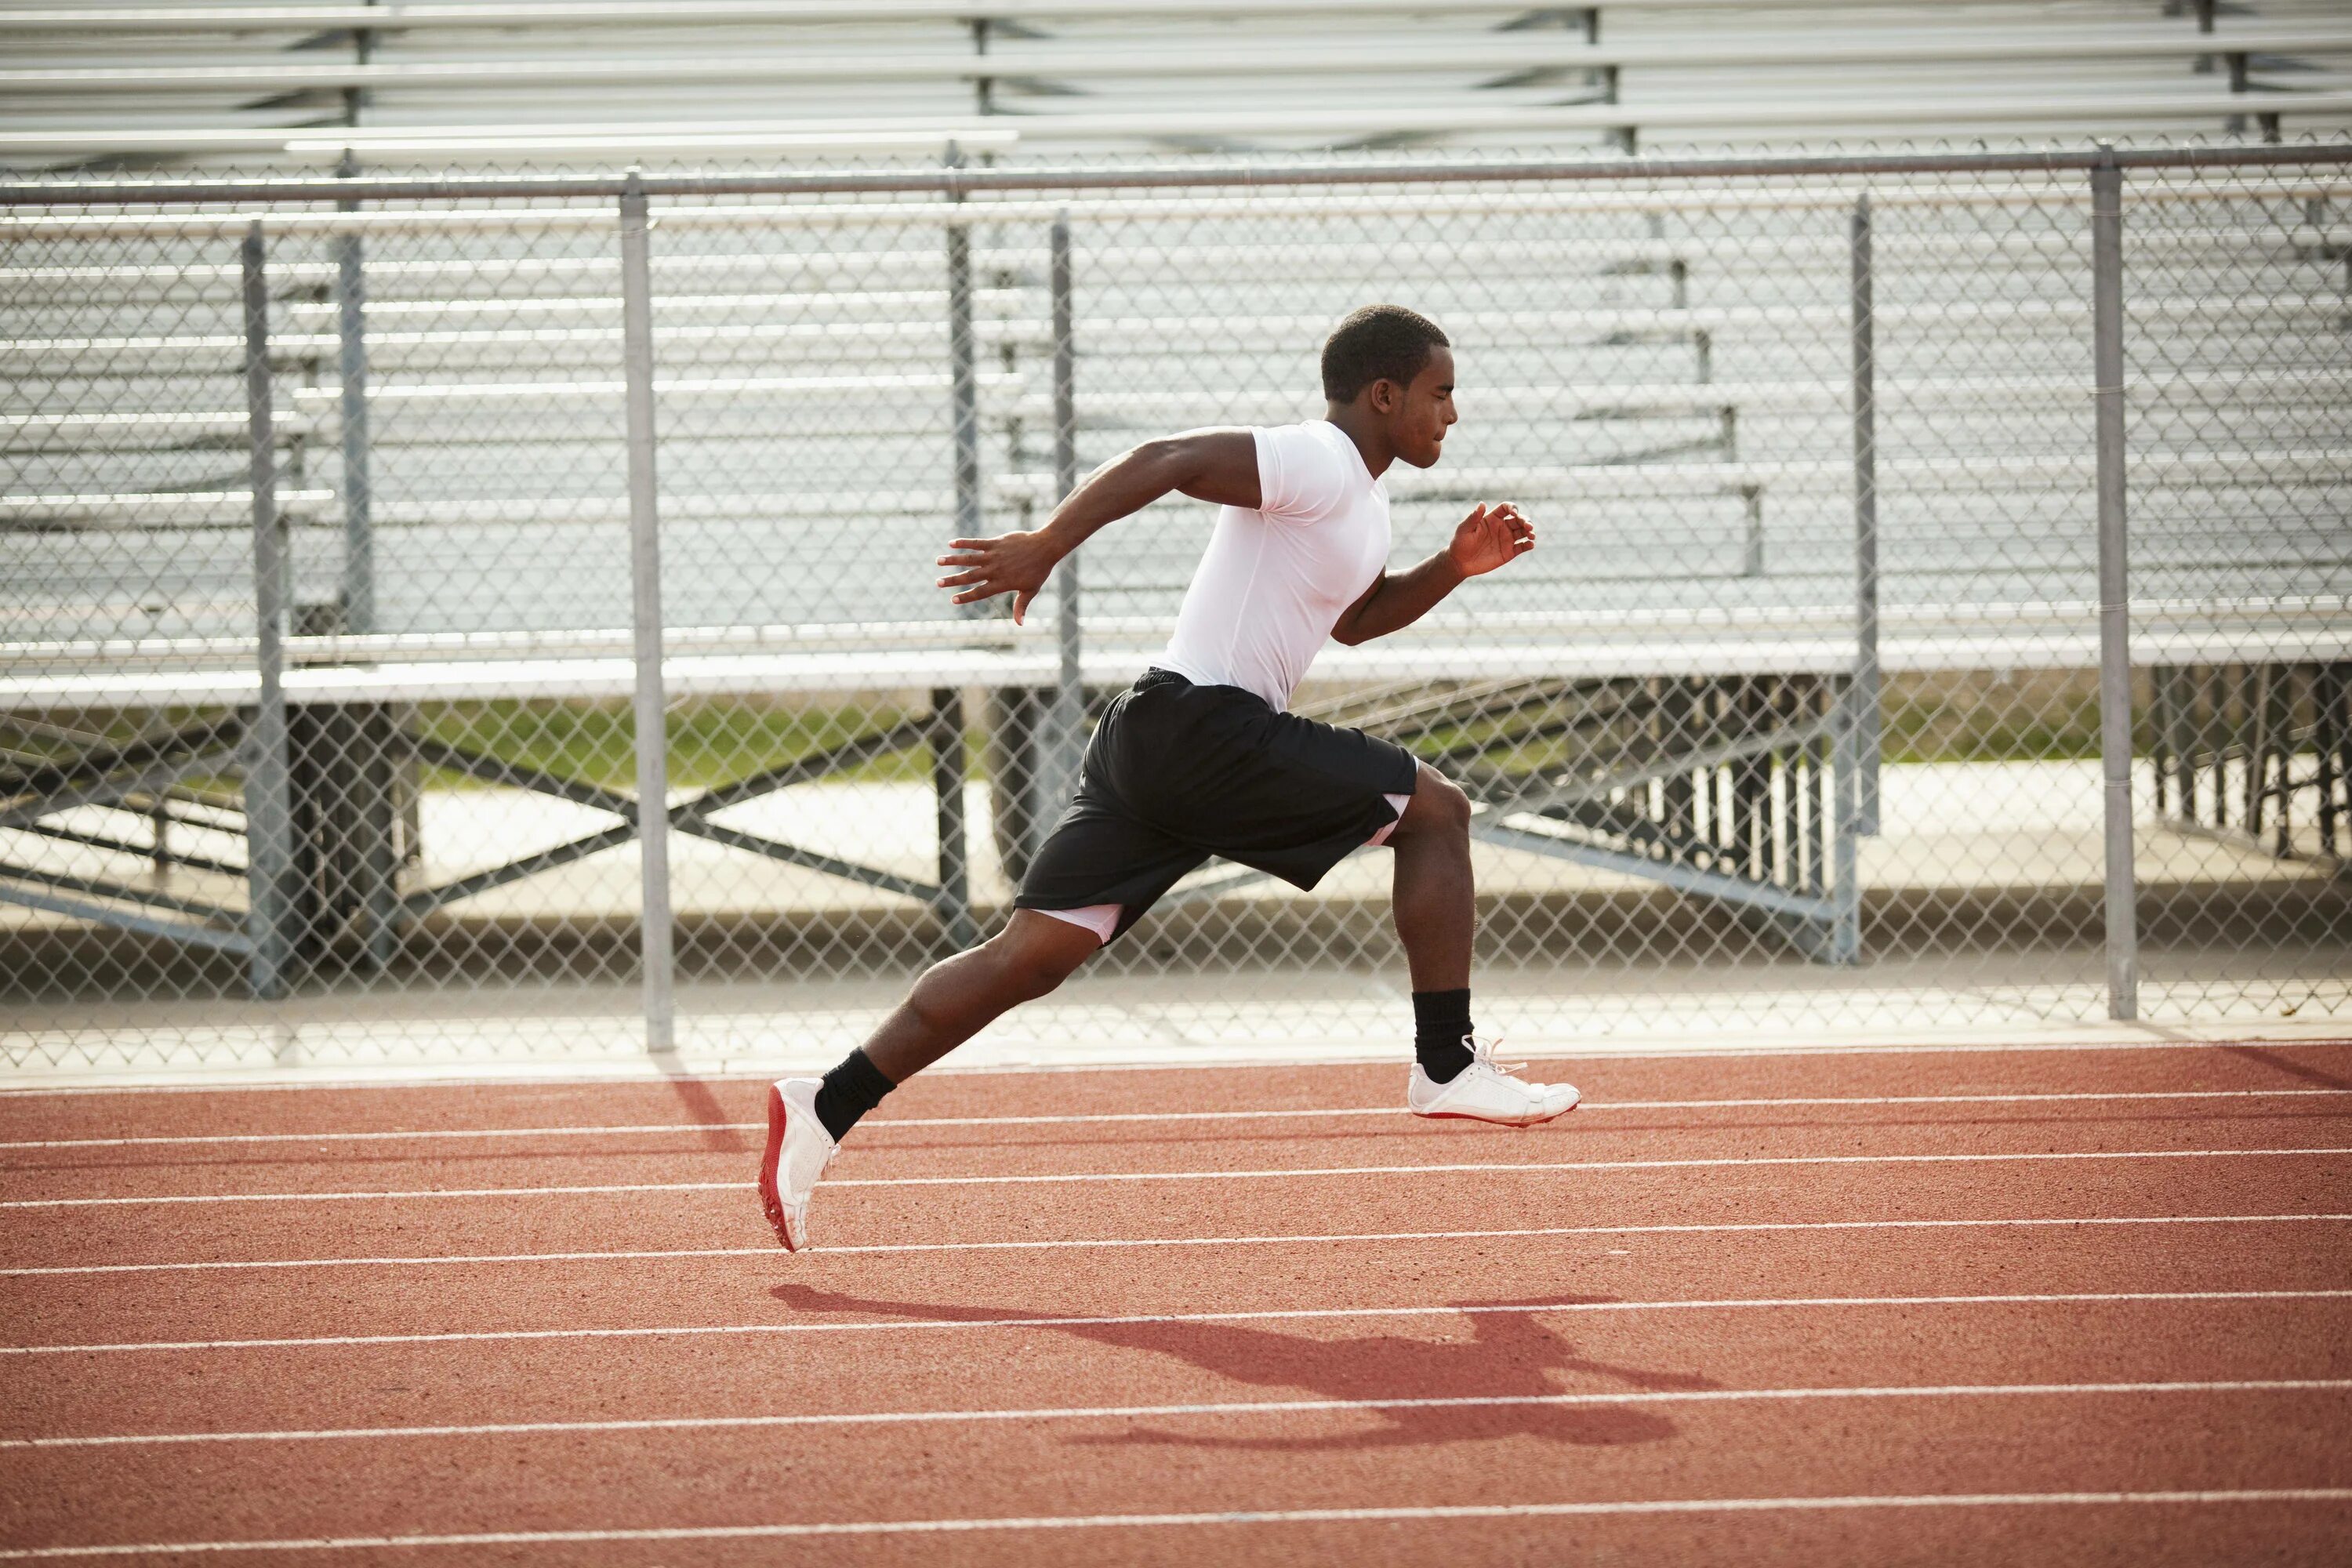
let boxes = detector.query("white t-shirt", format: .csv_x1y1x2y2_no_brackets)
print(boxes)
1156,421,1392,711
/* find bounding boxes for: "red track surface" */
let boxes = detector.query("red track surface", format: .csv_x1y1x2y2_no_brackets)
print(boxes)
4,1041,2350,1564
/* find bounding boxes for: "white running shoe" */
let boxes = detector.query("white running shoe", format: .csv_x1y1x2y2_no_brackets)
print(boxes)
757,1077,837,1251
1406,1036,1581,1127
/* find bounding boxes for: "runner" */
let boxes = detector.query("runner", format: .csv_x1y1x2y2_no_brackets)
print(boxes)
760,304,1579,1250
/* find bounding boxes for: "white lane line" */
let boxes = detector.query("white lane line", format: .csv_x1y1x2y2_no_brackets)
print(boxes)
4,1031,2344,1111
6,1489,2350,1558
0,1180,740,1207
9,1377,2348,1450
7,1289,2347,1357
7,1211,2347,1279
9,1029,2343,1114
0,1122,771,1151
8,1087,2346,1151
9,1144,2350,1209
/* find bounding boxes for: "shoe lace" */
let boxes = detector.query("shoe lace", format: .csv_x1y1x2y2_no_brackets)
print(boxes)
1465,1033,1524,1076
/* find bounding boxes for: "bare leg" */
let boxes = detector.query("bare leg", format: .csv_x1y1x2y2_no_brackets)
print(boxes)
1385,760,1474,992
859,909,1102,1083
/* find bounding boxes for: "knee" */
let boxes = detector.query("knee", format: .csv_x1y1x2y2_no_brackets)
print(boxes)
1434,776,1472,830
987,932,1084,1003
1413,774,1473,838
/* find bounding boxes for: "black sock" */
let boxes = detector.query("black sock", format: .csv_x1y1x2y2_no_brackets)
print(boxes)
811,1047,896,1142
1412,988,1475,1083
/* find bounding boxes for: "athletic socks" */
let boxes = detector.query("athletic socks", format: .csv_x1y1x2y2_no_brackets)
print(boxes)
1412,988,1475,1083
811,1047,896,1142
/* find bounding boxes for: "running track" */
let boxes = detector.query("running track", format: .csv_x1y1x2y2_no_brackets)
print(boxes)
3,1040,2349,1564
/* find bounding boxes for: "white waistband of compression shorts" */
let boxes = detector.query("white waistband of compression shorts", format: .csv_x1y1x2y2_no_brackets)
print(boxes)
1365,790,1413,848
1036,789,1409,945
1035,903,1122,943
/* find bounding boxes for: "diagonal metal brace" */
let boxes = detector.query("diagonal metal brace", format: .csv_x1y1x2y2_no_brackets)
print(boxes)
675,714,933,824
408,734,641,818
0,746,241,833
1489,709,1837,818
0,878,256,954
398,823,643,920
1472,816,1841,924
0,712,245,800
401,720,948,914
0,861,246,925
679,819,937,902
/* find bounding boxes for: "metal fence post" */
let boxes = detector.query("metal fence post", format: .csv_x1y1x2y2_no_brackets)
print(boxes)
946,172,983,585
332,155,402,974
241,221,298,1000
2090,148,2140,1022
934,149,985,949
334,155,374,636
931,688,977,949
1046,211,1085,809
1849,193,1882,837
620,172,676,1054
1824,685,1864,966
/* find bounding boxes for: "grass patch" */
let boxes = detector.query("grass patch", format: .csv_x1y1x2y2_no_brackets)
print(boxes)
1881,670,2114,764
414,698,959,793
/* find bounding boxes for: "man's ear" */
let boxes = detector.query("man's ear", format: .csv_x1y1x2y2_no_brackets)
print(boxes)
1366,377,1399,416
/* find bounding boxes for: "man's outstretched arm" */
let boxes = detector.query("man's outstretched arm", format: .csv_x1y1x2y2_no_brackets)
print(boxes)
936,428,1259,622
1331,503,1536,646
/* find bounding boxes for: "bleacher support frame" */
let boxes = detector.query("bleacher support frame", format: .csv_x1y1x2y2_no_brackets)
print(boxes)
2151,662,2351,872
1356,672,1864,964
0,713,252,953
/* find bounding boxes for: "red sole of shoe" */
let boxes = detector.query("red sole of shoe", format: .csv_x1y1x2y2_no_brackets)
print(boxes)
757,1082,799,1251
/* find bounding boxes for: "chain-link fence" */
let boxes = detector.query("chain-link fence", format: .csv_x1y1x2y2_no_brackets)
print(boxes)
3,146,2346,1079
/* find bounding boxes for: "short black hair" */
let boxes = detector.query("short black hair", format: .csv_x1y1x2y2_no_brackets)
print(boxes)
1321,304,1450,403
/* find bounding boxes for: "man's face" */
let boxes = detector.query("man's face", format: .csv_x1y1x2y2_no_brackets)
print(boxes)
1374,343,1458,468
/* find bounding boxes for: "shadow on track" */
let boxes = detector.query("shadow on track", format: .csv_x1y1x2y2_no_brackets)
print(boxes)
652,1053,750,1153
771,1281,1712,1451
2226,1045,2352,1092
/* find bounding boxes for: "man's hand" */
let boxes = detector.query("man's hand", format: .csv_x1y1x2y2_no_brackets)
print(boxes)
1446,503,1536,577
931,430,1258,624
936,531,1062,624
1331,502,1537,645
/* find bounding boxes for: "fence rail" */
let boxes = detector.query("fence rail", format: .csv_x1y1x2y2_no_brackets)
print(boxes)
3,143,2347,1078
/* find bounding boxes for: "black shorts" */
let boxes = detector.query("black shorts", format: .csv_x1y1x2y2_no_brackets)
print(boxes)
1014,668,1421,943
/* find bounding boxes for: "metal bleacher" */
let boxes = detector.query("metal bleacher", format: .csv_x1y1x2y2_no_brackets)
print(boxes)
2,1,2350,165
3,3,2350,1003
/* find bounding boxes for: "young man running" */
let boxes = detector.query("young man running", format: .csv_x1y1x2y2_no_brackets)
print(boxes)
760,303,1580,1250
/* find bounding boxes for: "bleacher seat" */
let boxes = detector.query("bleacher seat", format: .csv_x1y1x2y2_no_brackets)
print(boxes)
1,1,2348,168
